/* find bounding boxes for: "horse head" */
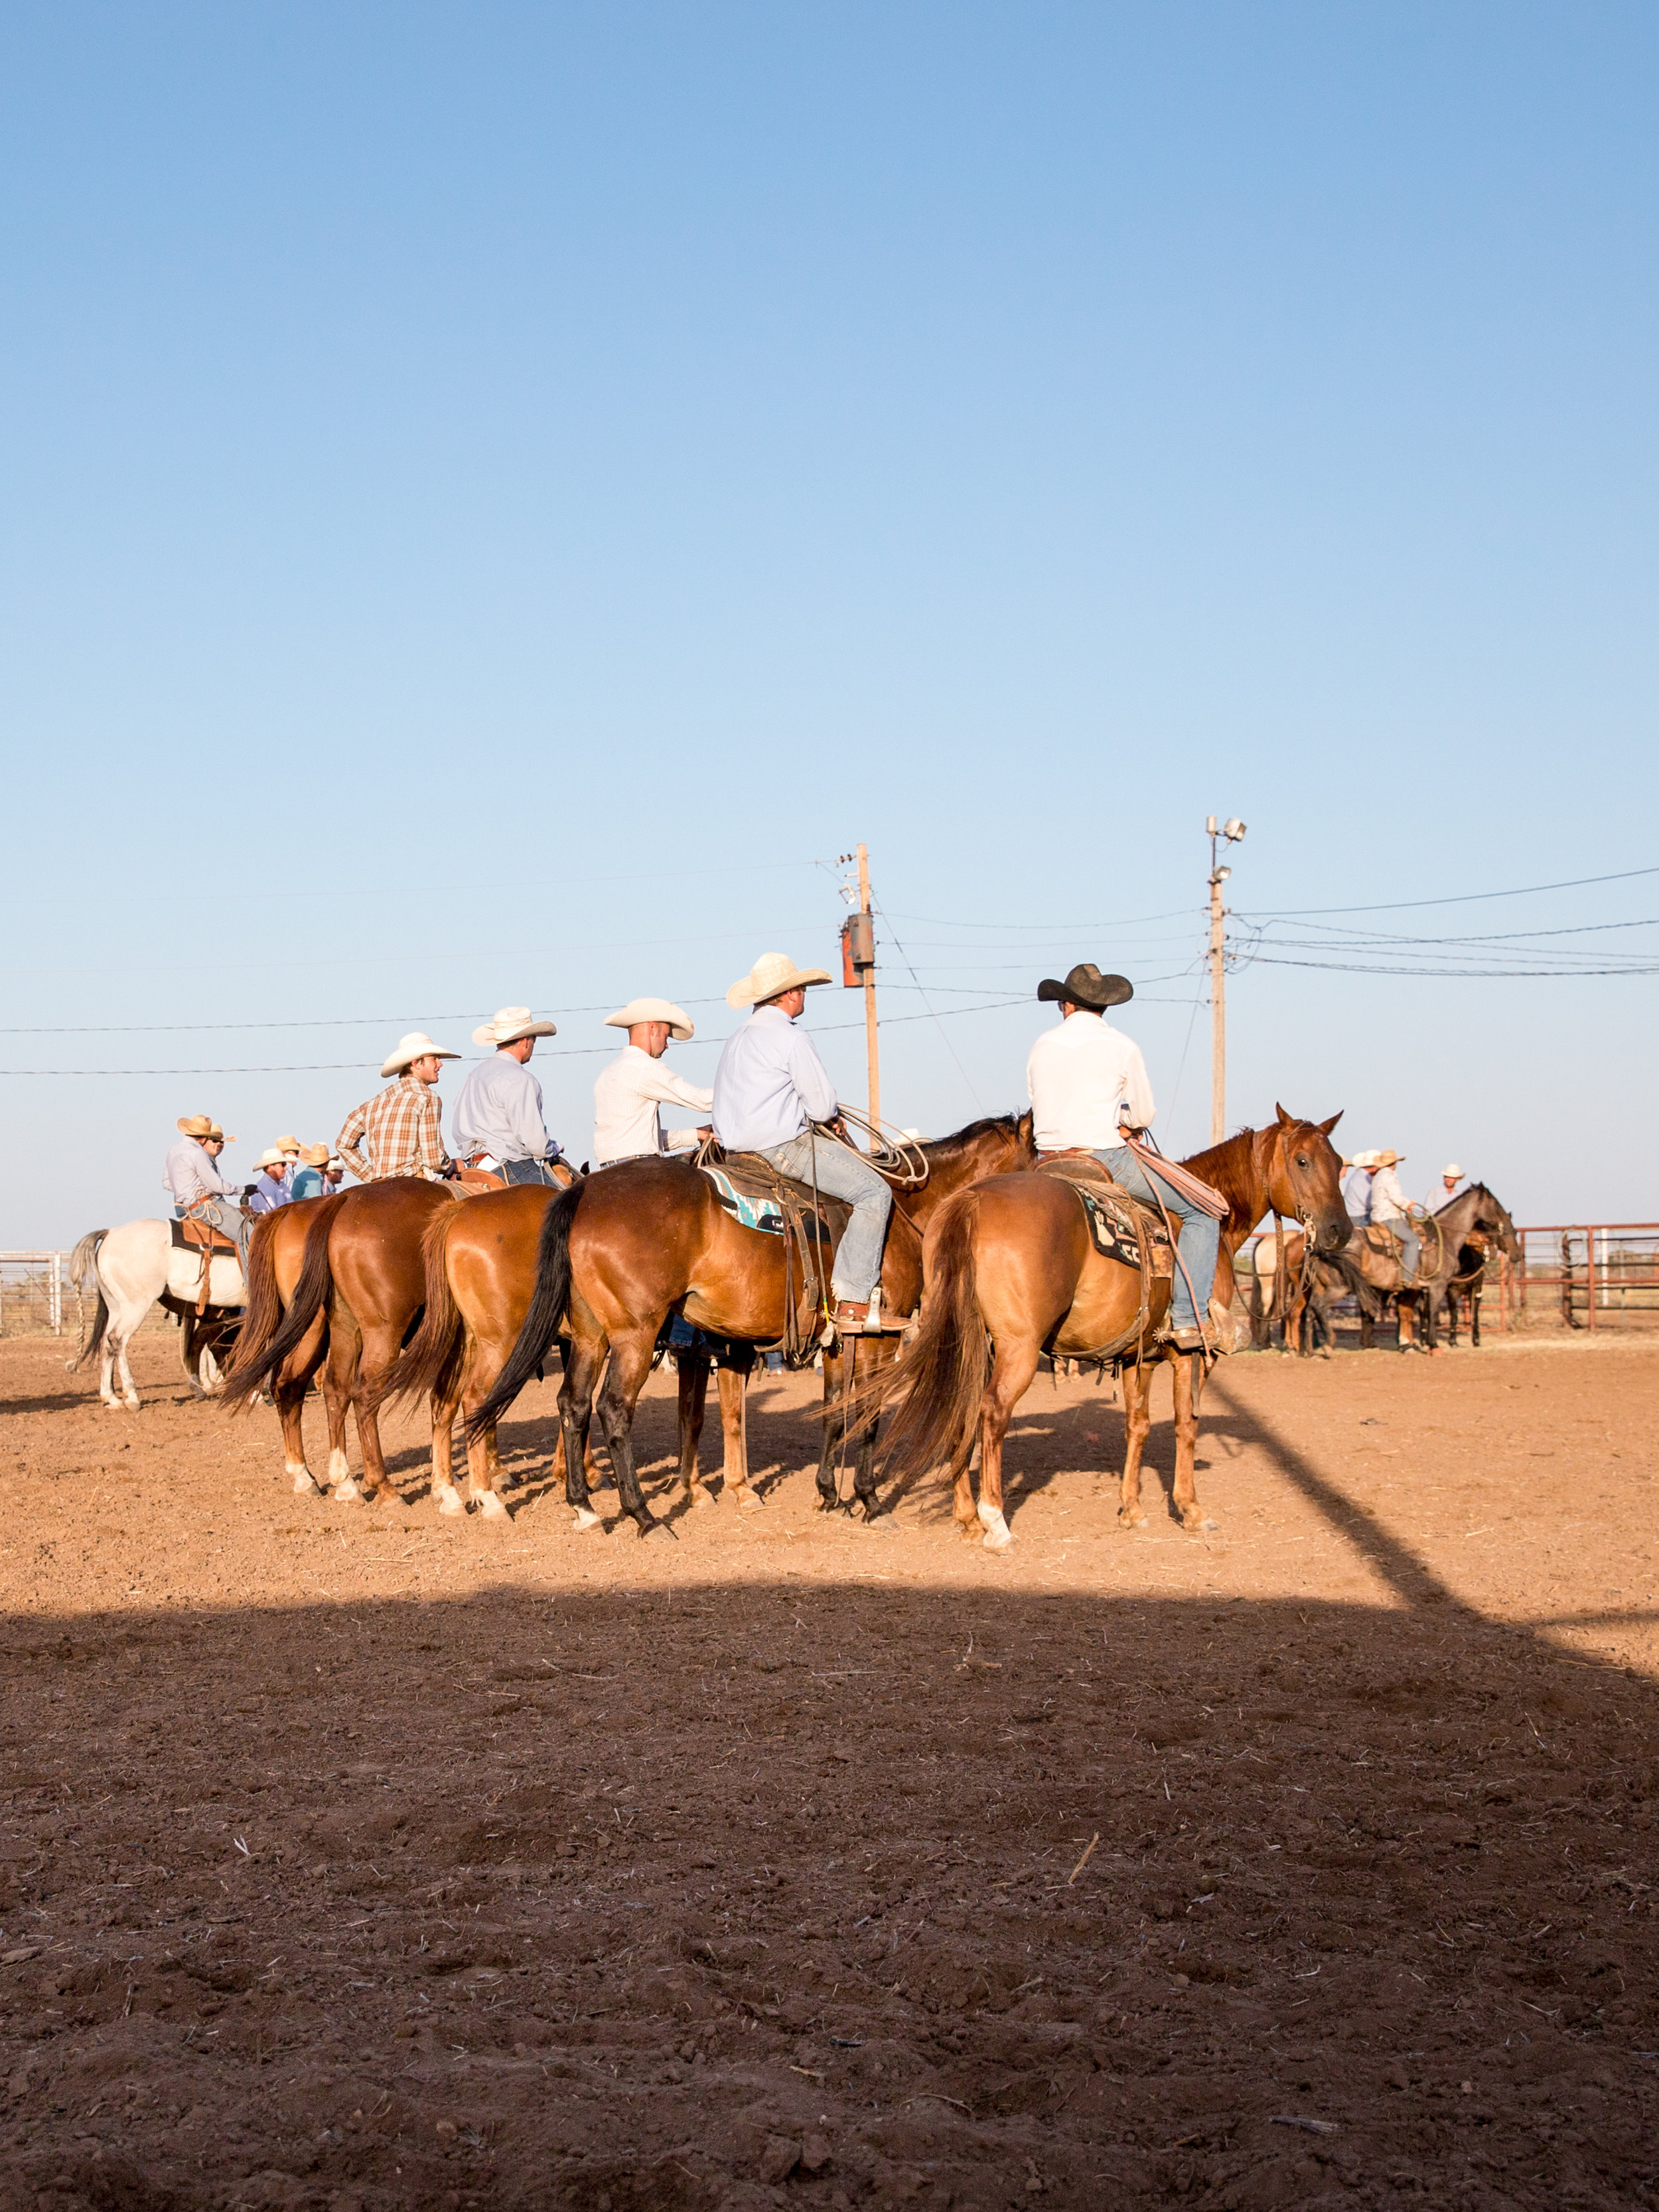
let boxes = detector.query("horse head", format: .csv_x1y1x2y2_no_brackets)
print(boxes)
1470,1183,1522,1264
1269,1104,1351,1254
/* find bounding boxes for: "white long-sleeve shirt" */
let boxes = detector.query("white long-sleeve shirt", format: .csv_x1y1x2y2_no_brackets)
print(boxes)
712,1005,838,1152
1025,1011,1156,1151
1370,1165,1411,1222
163,1136,233,1209
593,1045,714,1165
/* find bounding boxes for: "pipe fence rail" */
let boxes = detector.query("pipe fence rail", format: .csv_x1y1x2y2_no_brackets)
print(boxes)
0,1251,67,1337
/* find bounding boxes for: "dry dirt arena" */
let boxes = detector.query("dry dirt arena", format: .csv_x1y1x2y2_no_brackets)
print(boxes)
1,1331,1657,2212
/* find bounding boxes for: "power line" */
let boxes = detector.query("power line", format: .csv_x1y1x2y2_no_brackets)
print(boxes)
1244,861,1659,920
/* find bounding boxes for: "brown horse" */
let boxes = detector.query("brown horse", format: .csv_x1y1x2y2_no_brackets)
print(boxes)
869,1109,1350,1546
391,1114,1037,1538
1283,1182,1520,1357
222,1179,482,1507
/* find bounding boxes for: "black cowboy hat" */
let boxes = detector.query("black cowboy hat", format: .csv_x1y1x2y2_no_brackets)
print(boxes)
1037,962,1133,1011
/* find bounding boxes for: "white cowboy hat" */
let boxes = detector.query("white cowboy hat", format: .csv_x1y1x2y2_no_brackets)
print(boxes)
380,1031,460,1078
472,1005,559,1049
1347,1149,1377,1167
605,996,694,1041
726,952,833,1009
253,1147,289,1171
1443,1161,1464,1179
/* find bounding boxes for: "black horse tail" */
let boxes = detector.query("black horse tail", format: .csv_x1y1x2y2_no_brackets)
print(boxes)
860,1188,989,1486
465,1179,585,1447
1324,1246,1382,1321
221,1196,348,1410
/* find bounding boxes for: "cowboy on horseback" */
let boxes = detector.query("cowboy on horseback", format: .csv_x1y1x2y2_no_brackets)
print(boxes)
593,996,714,1168
1368,1148,1422,1279
162,1114,253,1272
452,1007,565,1186
336,1032,459,1183
1025,963,1228,1353
712,951,893,1335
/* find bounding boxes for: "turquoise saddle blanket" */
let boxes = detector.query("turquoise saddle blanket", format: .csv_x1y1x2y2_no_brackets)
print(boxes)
699,1165,785,1235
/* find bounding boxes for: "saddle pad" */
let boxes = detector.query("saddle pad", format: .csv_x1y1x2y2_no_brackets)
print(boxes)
1078,1184,1151,1272
699,1164,785,1236
171,1217,238,1258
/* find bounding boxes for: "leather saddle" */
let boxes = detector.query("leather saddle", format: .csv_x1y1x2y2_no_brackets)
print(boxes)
697,1151,844,1366
171,1215,238,1258
1032,1155,1175,1363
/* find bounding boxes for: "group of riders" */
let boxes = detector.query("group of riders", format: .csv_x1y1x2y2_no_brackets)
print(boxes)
1337,1147,1474,1284
160,950,1247,1354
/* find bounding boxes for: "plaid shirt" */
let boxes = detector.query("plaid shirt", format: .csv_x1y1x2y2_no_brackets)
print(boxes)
336,1077,452,1183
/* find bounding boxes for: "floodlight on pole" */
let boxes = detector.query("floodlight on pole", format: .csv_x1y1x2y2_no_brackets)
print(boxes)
1207,816,1246,1144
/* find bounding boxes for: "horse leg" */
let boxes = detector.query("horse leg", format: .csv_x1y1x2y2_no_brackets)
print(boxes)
558,1334,605,1533
719,1366,762,1512
591,1333,674,1542
974,1337,1040,1551
815,1353,846,1514
1169,1352,1212,1532
677,1356,715,1507
1471,1284,1482,1349
1118,1359,1152,1530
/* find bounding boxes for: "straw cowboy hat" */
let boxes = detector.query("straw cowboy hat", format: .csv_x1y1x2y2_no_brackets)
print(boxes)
253,1147,289,1171
472,1007,558,1049
606,997,694,1041
274,1134,302,1155
1373,1148,1406,1167
176,1114,234,1142
299,1142,330,1167
1036,962,1133,1011
726,952,833,1009
380,1031,460,1078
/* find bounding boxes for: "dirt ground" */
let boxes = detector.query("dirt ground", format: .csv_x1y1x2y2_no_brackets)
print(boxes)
1,1329,1656,2212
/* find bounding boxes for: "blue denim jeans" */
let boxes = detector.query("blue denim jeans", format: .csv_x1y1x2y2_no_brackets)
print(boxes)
1091,1147,1219,1331
760,1132,893,1303
502,1156,563,1187
1377,1215,1419,1278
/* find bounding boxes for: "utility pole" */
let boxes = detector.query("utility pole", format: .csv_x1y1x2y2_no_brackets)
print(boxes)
1207,815,1247,1144
838,846,881,1137
857,843,880,1134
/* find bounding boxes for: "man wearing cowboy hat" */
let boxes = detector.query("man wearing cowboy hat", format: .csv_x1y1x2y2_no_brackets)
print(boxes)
162,1114,252,1268
713,952,893,1333
248,1147,294,1215
451,1007,565,1185
288,1143,333,1202
336,1033,459,1183
1026,963,1226,1353
1427,1161,1468,1211
593,997,714,1169
1368,1148,1421,1278
1342,1150,1377,1224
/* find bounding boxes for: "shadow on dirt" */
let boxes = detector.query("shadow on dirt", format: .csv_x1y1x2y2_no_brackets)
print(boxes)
1,1546,1654,2211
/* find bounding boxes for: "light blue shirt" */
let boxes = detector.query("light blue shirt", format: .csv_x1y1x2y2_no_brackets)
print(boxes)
451,1052,558,1163
289,1166,326,1201
249,1170,292,1215
1341,1165,1372,1223
163,1136,232,1209
712,1004,839,1152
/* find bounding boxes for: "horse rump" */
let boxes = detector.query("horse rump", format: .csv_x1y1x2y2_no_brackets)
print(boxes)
381,1201,476,1414
64,1229,109,1372
220,1196,348,1410
463,1179,586,1448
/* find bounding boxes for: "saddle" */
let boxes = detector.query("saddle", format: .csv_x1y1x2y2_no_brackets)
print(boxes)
1032,1155,1175,1365
697,1153,842,1368
171,1215,238,1258
1362,1216,1444,1290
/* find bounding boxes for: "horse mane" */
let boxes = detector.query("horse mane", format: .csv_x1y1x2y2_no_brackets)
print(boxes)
922,1110,1027,1159
1179,1125,1268,1225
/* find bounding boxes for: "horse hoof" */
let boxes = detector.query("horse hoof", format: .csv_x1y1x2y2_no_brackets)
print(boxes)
690,1487,718,1509
435,1486,467,1517
812,1491,840,1515
736,1489,765,1512
846,1497,869,1523
291,1470,321,1497
981,1522,1013,1552
333,1478,365,1505
1118,1511,1148,1531
476,1493,510,1522
1183,1512,1217,1534
571,1507,603,1534
640,1519,678,1544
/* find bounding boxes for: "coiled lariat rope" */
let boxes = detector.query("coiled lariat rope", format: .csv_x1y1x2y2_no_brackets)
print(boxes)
822,1105,930,1189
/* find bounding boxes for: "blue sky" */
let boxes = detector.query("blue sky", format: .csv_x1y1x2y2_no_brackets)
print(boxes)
1,3,1654,1247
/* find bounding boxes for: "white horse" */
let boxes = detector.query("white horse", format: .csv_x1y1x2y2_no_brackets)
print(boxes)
67,1223,246,1410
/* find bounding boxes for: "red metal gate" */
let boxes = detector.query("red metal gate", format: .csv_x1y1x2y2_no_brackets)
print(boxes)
1499,1224,1659,1331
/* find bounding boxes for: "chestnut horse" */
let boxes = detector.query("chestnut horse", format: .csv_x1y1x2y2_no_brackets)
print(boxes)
390,1114,1037,1538
871,1109,1350,1546
221,1180,480,1507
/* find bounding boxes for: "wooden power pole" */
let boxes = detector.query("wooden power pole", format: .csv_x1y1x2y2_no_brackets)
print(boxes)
857,843,880,1134
1207,814,1247,1145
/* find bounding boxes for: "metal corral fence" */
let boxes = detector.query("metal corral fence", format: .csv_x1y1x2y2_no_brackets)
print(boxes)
0,1251,68,1335
1234,1222,1659,1337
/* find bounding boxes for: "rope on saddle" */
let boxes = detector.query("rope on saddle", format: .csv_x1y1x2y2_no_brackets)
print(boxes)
828,1106,930,1190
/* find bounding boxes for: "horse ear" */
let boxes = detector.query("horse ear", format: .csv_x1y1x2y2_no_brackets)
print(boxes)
1317,1111,1343,1136
1275,1102,1293,1126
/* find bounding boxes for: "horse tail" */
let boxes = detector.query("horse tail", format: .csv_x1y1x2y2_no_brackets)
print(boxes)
864,1189,989,1485
464,1180,585,1447
220,1198,346,1411
381,1203,472,1414
64,1230,109,1372
1324,1246,1382,1321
